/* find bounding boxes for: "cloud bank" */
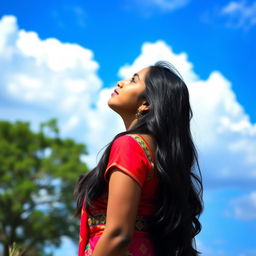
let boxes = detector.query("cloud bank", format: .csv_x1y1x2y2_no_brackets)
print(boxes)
1,15,256,207
0,15,102,140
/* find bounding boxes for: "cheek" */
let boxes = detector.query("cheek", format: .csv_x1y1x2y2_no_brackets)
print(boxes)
123,89,143,105
108,91,140,111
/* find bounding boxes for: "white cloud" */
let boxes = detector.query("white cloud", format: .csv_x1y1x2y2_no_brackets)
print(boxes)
221,1,256,29
229,191,256,220
118,41,198,83
0,15,124,169
0,16,101,103
0,15,102,144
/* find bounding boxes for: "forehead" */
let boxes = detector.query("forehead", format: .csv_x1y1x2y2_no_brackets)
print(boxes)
132,67,150,81
137,67,150,77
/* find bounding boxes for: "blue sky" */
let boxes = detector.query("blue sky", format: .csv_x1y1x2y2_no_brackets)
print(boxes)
0,0,256,255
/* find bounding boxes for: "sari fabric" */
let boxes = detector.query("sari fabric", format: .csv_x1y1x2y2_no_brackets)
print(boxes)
78,134,160,256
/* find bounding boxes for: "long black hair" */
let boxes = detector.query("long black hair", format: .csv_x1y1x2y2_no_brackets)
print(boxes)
74,60,203,256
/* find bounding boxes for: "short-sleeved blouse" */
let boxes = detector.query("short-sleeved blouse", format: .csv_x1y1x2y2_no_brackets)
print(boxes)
90,134,160,217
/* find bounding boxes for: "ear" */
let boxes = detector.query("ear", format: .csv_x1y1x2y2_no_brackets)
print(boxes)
139,100,150,111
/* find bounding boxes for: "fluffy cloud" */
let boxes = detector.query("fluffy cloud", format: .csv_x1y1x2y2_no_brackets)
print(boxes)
118,41,198,82
221,1,256,29
0,15,102,142
0,15,124,168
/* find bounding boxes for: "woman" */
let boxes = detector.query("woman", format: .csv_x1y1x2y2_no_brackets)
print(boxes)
74,61,203,256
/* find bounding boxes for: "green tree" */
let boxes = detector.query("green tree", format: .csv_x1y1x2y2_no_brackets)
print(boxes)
0,119,89,256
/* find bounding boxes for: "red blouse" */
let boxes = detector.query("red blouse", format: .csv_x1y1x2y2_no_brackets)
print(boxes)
104,134,159,216
91,134,160,217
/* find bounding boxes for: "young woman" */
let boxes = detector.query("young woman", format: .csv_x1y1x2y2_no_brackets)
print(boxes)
74,61,203,256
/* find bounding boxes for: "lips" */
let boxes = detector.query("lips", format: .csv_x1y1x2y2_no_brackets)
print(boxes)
111,89,119,97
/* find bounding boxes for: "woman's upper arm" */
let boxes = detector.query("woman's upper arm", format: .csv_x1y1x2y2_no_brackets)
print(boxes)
104,168,142,239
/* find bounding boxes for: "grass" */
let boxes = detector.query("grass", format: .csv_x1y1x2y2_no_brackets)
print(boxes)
9,243,23,256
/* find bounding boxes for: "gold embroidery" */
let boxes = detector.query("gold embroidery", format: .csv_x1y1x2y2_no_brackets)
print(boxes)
127,134,155,181
88,214,148,232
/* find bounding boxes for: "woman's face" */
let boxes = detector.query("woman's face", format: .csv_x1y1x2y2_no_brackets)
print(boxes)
107,67,150,116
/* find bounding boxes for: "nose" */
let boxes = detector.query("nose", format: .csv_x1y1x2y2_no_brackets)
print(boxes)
117,80,124,88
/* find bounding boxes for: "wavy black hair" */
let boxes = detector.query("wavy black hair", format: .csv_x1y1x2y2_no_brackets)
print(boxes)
74,60,203,256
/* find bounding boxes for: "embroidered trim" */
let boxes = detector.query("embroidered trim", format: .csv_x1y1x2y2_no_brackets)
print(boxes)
88,214,148,232
126,134,155,181
136,134,155,162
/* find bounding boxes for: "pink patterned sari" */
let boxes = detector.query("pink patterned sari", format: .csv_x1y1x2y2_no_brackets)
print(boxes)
83,213,156,256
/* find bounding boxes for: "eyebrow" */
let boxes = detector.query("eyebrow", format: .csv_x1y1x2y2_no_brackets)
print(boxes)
133,73,140,80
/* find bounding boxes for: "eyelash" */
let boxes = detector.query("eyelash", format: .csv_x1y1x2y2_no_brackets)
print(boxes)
130,77,136,83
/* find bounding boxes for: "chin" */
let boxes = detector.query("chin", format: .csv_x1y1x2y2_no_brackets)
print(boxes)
107,99,116,110
107,100,121,115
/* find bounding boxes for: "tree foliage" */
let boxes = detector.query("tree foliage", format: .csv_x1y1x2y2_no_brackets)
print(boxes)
0,119,89,256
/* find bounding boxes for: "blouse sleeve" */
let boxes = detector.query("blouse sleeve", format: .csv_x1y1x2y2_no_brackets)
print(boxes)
104,135,151,188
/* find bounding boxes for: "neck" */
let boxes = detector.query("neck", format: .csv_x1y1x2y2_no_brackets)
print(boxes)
122,114,138,131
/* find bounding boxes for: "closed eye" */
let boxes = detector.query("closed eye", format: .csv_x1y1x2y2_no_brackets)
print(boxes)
130,77,136,83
